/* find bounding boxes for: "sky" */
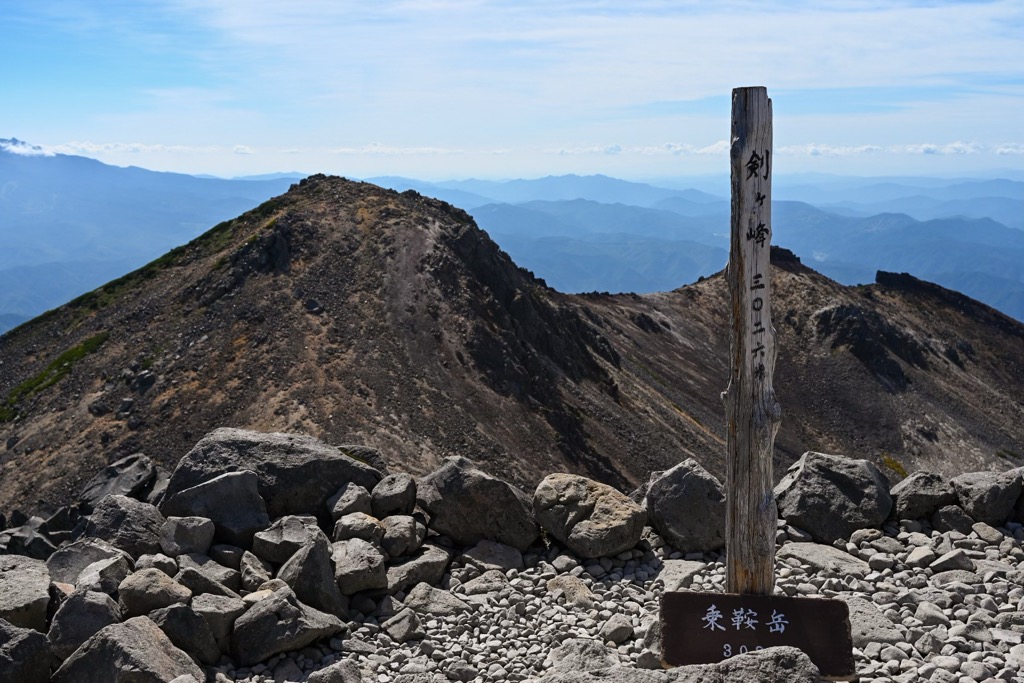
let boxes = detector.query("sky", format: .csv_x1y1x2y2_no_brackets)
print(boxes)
2,0,1023,180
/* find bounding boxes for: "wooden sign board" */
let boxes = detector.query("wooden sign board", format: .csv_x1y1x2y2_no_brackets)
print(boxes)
661,592,855,680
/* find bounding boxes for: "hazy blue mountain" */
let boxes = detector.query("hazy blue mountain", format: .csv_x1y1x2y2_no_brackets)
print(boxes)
819,195,1024,230
433,174,723,207
365,176,497,209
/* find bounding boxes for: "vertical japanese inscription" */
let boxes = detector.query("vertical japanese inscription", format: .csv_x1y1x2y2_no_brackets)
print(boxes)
725,87,781,595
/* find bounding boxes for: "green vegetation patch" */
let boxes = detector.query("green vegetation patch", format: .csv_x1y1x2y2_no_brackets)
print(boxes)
0,331,110,422
880,452,908,479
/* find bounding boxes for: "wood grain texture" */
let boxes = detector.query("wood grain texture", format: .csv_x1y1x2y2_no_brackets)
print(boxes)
725,87,781,595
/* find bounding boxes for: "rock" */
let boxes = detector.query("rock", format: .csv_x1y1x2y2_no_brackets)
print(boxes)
417,456,538,551
776,542,870,578
547,575,598,609
118,568,192,617
47,590,121,660
645,459,725,552
931,504,976,534
548,637,618,671
332,511,385,543
84,494,166,558
278,530,349,618
136,554,178,577
0,555,51,631
459,539,524,573
190,593,246,652
252,514,321,564
79,453,158,511
307,659,363,683
372,473,417,518
539,669,664,683
835,595,904,646
175,553,241,592
159,516,215,557
4,524,57,559
77,555,133,596
906,545,937,568
208,543,244,570
598,613,634,644
381,514,424,558
51,616,205,683
889,470,955,520
46,538,131,585
174,566,240,599
717,646,820,683
332,537,388,595
404,582,469,616
383,607,424,643
240,551,274,592
148,603,221,665
951,469,1022,525
230,586,345,666
162,428,382,520
929,549,976,573
327,483,373,521
160,471,270,548
0,617,51,683
534,473,646,559
386,542,452,594
774,451,891,544
656,560,706,592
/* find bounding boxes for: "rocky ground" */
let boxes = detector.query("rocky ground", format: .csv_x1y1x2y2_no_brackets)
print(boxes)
3,428,1024,682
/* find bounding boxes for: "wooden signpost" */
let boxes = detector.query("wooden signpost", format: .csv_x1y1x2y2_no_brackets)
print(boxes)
660,87,855,680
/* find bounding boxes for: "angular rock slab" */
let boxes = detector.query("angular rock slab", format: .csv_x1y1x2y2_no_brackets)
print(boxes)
774,451,891,544
644,459,725,553
386,542,452,595
417,456,538,551
47,590,122,660
231,586,345,666
148,603,221,666
160,470,270,548
1,618,51,683
372,473,417,518
776,542,870,578
279,530,349,618
0,555,51,631
889,470,955,520
79,453,157,511
951,469,1022,525
117,567,192,617
163,428,382,519
252,514,321,564
534,473,645,559
84,494,166,559
46,538,131,585
52,615,205,683
333,538,388,595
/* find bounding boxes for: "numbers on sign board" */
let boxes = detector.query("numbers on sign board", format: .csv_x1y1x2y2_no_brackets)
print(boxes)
722,644,764,658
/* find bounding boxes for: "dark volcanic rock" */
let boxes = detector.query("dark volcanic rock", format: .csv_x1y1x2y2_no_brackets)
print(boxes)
278,529,349,619
0,618,51,683
774,451,891,544
644,459,725,553
417,456,538,551
162,428,382,520
160,470,270,547
84,494,166,559
148,603,221,666
79,453,158,511
231,586,345,666
890,470,955,520
0,555,51,631
950,469,1022,525
47,590,122,661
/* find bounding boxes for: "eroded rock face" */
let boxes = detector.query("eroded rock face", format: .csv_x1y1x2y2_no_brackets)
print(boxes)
47,590,122,661
418,456,538,551
230,586,345,666
162,428,382,520
160,470,270,548
774,451,891,544
644,460,725,553
890,471,955,520
1,618,51,683
0,555,51,631
83,495,166,559
950,469,1022,525
78,453,158,512
534,473,645,559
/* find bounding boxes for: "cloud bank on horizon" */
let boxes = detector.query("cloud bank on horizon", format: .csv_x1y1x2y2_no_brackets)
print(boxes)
3,0,1023,179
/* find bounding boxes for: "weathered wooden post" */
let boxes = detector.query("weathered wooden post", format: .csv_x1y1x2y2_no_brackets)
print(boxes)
660,87,855,680
724,86,781,595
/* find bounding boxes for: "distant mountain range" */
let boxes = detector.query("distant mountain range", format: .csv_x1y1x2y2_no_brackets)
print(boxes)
1,141,1022,335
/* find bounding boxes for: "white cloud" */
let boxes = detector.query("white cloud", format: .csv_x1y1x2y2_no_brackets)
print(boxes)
994,143,1024,155
0,139,53,156
778,144,883,157
330,143,462,156
894,141,984,155
233,145,254,155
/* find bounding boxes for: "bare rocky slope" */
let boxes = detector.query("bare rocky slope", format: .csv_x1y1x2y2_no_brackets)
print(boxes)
0,175,1022,515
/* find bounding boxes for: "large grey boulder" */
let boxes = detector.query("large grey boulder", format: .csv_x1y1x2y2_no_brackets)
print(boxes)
548,638,618,672
159,516,215,557
175,553,241,592
51,616,205,683
252,515,322,564
372,473,417,518
889,470,956,520
1,617,51,683
381,515,424,558
76,555,133,596
386,542,452,594
950,469,1022,525
163,428,383,520
716,646,820,682
459,539,524,573
160,470,270,547
117,568,192,617
417,456,538,551
190,593,245,653
307,659,363,683
278,530,349,618
645,460,725,552
776,542,870,578
231,585,345,666
333,512,385,544
332,538,388,595
148,603,221,666
327,483,372,521
534,473,645,559
47,590,121,661
0,555,51,631
79,453,158,511
84,495,166,558
774,451,891,544
47,538,131,585
240,551,274,593
403,582,469,617
835,595,904,647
